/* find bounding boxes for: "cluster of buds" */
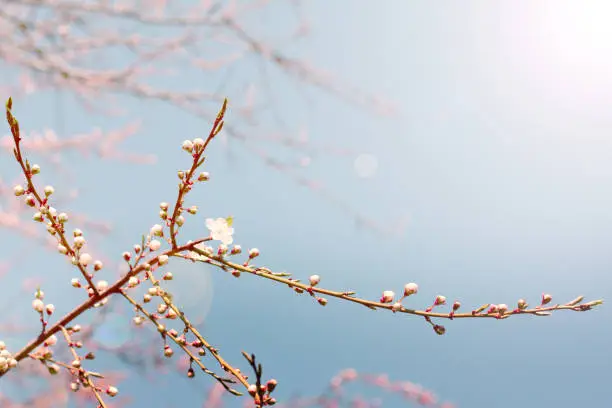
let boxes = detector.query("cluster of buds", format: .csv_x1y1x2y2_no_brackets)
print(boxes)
0,341,18,374
248,378,278,406
379,282,420,312
31,289,55,333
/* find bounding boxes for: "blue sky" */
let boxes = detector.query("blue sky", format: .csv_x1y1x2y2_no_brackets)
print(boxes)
1,1,611,407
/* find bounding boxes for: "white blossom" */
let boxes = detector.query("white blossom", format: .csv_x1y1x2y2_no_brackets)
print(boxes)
205,218,234,245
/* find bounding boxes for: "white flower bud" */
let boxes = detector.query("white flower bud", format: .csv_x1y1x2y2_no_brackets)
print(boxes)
96,280,109,291
14,185,25,196
79,253,92,267
149,240,161,251
309,275,320,286
403,283,418,297
128,277,139,288
158,255,169,265
182,140,194,152
45,304,55,315
73,236,85,249
150,224,163,237
32,299,44,312
380,290,395,304
45,335,57,346
193,138,205,150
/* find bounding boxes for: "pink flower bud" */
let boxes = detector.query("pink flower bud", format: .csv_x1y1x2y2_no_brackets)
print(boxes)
380,290,395,303
403,283,418,296
44,335,57,346
434,295,446,306
45,304,55,315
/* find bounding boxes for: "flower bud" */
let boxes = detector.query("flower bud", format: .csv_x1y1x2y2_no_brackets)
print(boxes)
309,275,320,286
73,236,85,249
541,293,552,305
25,195,36,207
198,172,210,181
434,295,446,306
149,240,161,251
32,299,44,313
249,248,260,258
45,304,55,315
96,280,109,291
79,253,92,267
44,186,54,197
150,224,163,237
403,282,418,297
14,185,25,196
182,140,194,152
267,379,278,393
193,138,205,149
380,290,395,304
128,277,139,288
